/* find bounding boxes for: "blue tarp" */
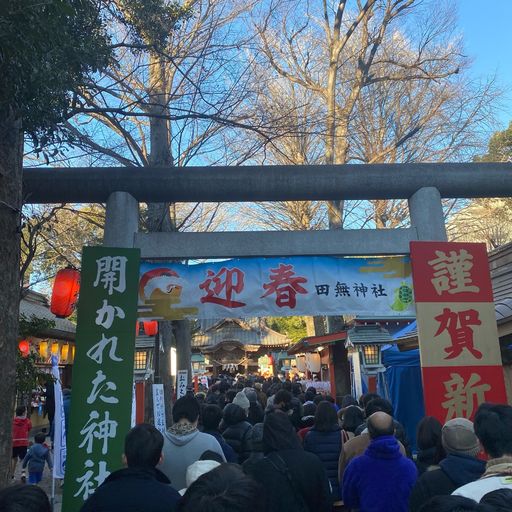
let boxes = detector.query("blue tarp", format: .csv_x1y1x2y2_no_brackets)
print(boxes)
393,320,417,338
382,334,424,453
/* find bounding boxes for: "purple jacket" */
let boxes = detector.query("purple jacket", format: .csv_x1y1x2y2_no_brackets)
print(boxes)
342,435,417,512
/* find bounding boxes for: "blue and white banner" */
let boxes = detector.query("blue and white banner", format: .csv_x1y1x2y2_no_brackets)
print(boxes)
52,356,66,479
138,256,413,320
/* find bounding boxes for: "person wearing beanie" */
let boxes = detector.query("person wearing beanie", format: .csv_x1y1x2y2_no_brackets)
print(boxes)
253,383,268,409
242,422,265,465
244,388,264,425
409,418,486,512
179,459,221,495
243,412,332,512
453,404,512,502
233,391,250,412
221,404,253,464
298,402,317,440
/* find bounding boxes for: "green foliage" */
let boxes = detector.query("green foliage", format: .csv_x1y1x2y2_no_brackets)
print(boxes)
17,314,56,397
19,314,55,338
16,351,51,397
118,0,192,48
475,121,512,162
0,0,111,136
268,316,307,343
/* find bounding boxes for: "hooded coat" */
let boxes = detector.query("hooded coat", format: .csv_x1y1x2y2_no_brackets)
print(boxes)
201,428,238,463
12,417,31,447
159,427,225,490
80,467,181,512
243,412,332,512
243,422,265,464
22,443,53,473
342,435,417,512
222,403,252,463
409,453,486,512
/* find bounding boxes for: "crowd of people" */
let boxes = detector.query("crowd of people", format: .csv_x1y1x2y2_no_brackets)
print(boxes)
2,376,512,512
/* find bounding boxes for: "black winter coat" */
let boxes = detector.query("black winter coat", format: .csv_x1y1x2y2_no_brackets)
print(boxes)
243,449,332,512
248,402,264,425
222,403,252,463
415,446,441,475
303,427,342,498
409,453,486,512
80,467,181,512
289,397,303,429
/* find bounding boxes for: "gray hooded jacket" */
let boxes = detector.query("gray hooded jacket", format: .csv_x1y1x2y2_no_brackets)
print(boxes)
159,429,225,490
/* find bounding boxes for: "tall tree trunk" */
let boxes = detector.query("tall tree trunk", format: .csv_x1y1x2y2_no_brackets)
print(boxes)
0,111,23,488
324,62,351,397
374,199,389,229
146,54,191,421
305,316,327,337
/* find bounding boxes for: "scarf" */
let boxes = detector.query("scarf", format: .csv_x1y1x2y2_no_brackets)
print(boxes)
168,422,197,436
482,456,512,478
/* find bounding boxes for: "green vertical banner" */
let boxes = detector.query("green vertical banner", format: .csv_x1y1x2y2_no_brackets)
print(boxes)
62,247,140,511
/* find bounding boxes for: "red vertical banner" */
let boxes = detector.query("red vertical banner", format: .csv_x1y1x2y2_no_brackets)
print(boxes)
135,381,145,424
410,241,507,423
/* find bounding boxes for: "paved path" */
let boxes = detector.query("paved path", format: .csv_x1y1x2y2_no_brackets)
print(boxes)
11,451,62,511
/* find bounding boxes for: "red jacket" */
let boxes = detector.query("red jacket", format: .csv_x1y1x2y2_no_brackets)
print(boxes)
12,417,32,447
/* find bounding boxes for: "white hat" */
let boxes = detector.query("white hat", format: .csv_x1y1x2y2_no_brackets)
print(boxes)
179,460,221,495
233,391,250,411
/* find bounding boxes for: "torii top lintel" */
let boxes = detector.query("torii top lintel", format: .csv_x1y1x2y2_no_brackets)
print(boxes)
22,162,512,204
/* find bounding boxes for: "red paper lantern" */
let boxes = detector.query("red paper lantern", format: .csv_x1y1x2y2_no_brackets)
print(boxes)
50,268,80,318
18,340,30,357
143,321,158,336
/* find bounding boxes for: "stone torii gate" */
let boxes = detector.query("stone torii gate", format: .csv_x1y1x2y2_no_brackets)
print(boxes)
22,161,512,395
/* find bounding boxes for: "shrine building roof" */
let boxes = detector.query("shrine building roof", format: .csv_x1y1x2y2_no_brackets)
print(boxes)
192,318,290,349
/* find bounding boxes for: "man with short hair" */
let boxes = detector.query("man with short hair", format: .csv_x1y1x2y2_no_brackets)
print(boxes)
342,412,417,512
453,404,512,501
338,398,407,484
160,395,225,490
80,423,181,512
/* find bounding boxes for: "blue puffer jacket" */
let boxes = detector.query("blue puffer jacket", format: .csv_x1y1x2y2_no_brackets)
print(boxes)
303,427,342,498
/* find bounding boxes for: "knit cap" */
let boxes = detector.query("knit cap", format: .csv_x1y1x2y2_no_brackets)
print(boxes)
243,387,258,404
179,460,220,495
442,418,480,457
233,391,250,411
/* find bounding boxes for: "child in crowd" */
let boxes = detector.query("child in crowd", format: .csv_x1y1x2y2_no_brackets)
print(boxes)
11,405,32,482
22,433,53,485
